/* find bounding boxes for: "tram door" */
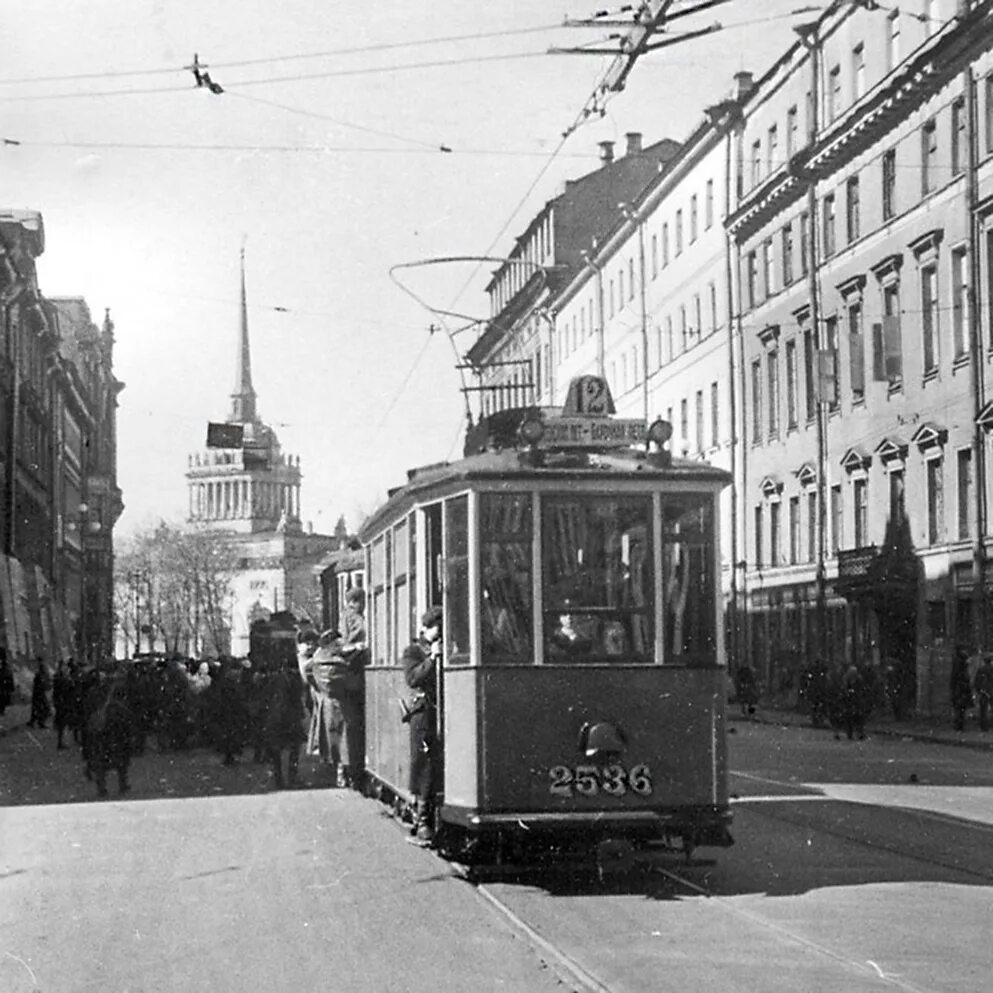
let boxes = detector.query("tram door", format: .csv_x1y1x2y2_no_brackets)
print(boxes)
423,504,445,802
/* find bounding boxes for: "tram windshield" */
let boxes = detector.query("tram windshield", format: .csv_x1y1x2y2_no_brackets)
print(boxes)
542,495,654,663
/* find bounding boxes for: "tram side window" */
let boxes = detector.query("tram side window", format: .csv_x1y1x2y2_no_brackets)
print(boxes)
370,534,388,667
480,493,533,664
542,495,654,663
392,518,411,663
444,496,471,666
662,497,716,665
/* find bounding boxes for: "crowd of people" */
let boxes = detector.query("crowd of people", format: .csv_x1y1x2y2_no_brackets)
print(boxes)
0,588,372,800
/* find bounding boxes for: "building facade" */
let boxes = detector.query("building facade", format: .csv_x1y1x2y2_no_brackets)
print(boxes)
185,255,337,655
0,210,123,675
466,0,993,714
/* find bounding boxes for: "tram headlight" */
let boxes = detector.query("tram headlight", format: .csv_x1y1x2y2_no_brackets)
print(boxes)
646,418,673,448
518,416,545,447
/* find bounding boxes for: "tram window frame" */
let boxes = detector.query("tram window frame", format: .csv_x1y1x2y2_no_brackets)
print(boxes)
370,533,389,667
444,495,471,666
541,494,655,664
661,494,718,667
391,517,411,664
479,491,534,665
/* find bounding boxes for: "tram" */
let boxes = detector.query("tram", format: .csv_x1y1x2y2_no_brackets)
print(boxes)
359,375,733,861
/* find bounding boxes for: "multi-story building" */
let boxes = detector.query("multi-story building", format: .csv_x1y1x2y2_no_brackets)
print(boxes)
466,0,993,715
729,0,993,710
0,210,123,673
185,256,337,655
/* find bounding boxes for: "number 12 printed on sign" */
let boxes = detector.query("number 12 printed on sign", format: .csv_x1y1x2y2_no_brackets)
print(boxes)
548,763,653,797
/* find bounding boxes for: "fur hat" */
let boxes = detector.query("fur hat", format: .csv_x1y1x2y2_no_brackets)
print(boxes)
421,605,443,629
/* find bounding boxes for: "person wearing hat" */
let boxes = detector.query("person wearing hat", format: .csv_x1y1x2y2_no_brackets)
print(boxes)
338,588,368,789
402,605,443,844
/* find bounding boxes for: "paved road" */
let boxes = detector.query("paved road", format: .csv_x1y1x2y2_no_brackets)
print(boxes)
3,711,992,992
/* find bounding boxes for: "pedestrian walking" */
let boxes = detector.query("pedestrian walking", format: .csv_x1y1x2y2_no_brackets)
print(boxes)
26,658,51,729
82,669,135,797
52,660,75,750
840,663,869,740
973,654,993,733
402,605,443,845
734,662,758,717
0,651,15,732
950,646,974,732
261,655,307,789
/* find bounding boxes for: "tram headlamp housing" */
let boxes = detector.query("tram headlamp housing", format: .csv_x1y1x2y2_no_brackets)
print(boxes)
646,418,673,448
518,416,545,447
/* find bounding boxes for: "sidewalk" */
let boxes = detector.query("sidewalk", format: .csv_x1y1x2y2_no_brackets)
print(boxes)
734,701,993,752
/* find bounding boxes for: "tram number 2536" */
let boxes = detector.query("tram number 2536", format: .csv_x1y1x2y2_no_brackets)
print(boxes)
548,763,653,798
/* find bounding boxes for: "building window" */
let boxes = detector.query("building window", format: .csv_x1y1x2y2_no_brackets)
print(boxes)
952,97,966,176
709,280,718,333
695,390,704,453
890,469,905,518
751,139,762,186
848,299,865,400
874,282,903,384
665,315,673,362
854,478,869,547
828,64,842,122
628,257,635,300
675,209,684,255
705,178,715,229
746,251,758,308
680,398,689,445
693,293,702,343
680,305,688,351
662,222,670,266
822,193,836,256
650,234,658,278
846,175,860,243
690,194,699,243
752,358,763,444
824,316,839,411
786,338,798,428
927,457,944,545
804,325,817,420
831,484,843,554
882,149,897,221
770,501,782,567
986,74,993,154
786,106,800,159
958,448,973,539
767,125,779,174
782,223,794,286
921,263,939,375
710,381,719,448
789,496,801,565
754,505,764,568
810,490,820,561
921,119,938,196
852,43,866,100
608,279,615,318
768,348,780,438
800,211,810,276
887,11,901,71
951,246,969,359
762,237,775,298
618,269,625,310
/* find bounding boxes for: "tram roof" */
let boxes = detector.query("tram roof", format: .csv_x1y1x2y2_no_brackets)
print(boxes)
359,445,731,542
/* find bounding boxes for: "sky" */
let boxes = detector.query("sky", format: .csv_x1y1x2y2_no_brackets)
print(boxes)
2,0,820,537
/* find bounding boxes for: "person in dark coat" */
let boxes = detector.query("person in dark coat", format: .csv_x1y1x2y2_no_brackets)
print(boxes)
950,647,974,732
802,658,830,728
52,661,76,750
27,658,51,729
261,657,307,789
214,659,249,765
338,588,369,789
840,663,869,740
734,662,758,717
974,654,993,733
402,605,443,845
82,671,135,797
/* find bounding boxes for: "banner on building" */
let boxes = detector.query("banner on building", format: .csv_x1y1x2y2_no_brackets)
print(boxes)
206,422,244,448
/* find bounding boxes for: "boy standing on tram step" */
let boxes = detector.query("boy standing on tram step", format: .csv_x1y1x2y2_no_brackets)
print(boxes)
402,606,442,846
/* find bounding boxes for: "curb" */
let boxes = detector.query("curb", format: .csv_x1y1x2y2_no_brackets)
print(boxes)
732,709,993,753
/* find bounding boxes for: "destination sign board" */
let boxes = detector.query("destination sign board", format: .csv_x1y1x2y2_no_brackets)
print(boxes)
540,416,646,449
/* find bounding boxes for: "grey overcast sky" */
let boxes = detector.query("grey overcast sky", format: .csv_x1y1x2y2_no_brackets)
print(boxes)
3,1,816,536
